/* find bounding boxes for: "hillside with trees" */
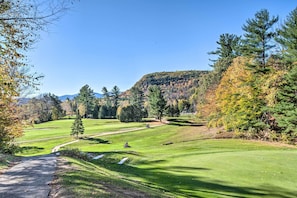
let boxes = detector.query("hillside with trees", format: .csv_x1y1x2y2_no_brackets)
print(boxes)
123,70,208,104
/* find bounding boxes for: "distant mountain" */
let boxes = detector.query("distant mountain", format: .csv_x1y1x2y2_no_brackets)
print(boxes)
122,70,208,102
58,93,103,101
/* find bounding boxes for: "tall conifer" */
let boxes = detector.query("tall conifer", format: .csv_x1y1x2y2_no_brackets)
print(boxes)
277,7,297,67
273,65,297,136
242,9,278,72
71,110,84,138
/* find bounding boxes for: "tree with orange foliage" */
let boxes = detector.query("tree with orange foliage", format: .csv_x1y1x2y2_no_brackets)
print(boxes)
210,57,265,132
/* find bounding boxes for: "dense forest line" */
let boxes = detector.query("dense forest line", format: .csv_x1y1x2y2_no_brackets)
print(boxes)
191,8,297,143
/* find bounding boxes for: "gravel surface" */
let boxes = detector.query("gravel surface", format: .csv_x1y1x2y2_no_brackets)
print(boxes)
0,154,57,198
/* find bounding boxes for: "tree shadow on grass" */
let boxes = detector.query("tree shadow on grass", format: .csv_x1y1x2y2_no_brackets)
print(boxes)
167,118,204,127
81,137,111,144
89,150,142,157
18,146,44,154
99,163,297,198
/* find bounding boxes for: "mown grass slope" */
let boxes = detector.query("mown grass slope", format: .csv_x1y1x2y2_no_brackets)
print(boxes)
16,119,146,156
59,121,297,197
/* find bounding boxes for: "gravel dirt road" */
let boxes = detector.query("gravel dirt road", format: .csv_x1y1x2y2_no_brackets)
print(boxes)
0,154,57,198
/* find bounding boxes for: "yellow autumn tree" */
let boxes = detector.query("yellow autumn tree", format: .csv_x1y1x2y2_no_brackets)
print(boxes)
0,64,23,152
198,84,218,119
209,57,265,132
0,1,73,152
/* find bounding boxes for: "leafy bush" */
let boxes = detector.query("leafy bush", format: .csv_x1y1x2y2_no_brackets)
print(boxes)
0,143,20,154
118,105,143,122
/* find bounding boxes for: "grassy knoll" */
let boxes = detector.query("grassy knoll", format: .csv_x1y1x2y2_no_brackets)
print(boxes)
61,124,297,197
16,119,146,156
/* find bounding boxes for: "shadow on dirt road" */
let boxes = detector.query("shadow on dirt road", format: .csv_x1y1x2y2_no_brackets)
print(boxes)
0,154,57,198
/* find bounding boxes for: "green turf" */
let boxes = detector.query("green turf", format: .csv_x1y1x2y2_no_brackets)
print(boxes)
16,119,146,155
15,119,297,197
64,125,297,197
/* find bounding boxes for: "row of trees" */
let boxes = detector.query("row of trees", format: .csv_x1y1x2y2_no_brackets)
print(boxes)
18,82,181,127
193,8,297,143
61,84,179,123
73,84,121,119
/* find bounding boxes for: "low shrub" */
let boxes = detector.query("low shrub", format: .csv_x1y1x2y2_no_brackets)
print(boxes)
60,148,90,161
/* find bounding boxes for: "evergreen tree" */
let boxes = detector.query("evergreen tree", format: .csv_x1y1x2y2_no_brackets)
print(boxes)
92,104,100,119
193,33,241,113
76,84,95,118
148,85,167,121
49,94,64,120
276,7,297,67
102,86,111,107
111,85,120,108
209,34,242,86
273,65,297,137
208,33,241,73
242,9,278,71
99,105,108,119
71,110,84,138
130,86,144,109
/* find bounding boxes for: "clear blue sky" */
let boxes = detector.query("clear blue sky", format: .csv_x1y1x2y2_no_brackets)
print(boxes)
28,0,297,96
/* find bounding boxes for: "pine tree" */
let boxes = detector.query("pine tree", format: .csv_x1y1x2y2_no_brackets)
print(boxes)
102,86,111,107
129,86,144,109
76,84,95,118
111,85,120,108
208,33,241,73
194,33,241,116
273,65,297,137
276,7,297,67
71,110,84,138
148,85,167,121
242,9,278,71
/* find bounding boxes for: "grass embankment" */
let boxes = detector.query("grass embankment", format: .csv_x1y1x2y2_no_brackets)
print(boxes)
15,118,297,197
60,119,297,198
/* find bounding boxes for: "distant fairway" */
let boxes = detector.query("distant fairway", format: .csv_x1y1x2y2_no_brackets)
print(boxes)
17,119,297,197
17,119,147,156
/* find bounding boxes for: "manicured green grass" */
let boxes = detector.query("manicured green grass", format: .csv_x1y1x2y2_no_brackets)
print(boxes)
58,157,169,197
19,119,145,141
16,119,146,156
15,118,297,197
17,137,72,156
64,124,297,197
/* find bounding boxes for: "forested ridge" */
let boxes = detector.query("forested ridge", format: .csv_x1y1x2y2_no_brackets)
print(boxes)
124,70,208,102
